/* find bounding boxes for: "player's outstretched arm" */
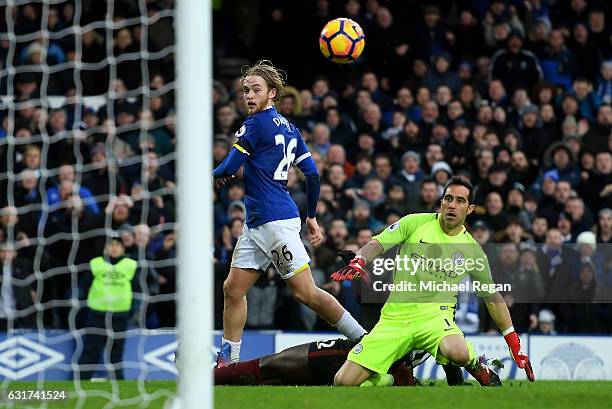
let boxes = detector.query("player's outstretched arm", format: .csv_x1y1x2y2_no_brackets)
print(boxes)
331,214,421,282
484,293,535,381
331,240,384,283
212,147,248,185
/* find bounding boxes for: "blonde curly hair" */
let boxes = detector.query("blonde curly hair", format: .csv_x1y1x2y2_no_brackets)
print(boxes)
241,60,286,102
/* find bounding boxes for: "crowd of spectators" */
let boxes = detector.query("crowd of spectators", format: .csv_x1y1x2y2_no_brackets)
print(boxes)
213,0,612,334
0,0,177,330
0,0,611,335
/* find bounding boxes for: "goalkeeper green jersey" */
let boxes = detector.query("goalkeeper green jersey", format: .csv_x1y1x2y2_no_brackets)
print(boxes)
372,212,494,320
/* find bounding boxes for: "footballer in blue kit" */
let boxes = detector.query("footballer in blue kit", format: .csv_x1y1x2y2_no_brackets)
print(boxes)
213,60,366,367
225,103,312,228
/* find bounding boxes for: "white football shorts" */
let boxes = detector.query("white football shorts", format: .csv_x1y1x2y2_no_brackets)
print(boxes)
231,217,311,279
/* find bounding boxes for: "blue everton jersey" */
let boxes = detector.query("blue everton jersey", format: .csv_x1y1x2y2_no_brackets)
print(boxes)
234,107,311,228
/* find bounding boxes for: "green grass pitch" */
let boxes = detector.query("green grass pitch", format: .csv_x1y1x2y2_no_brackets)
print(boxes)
2,381,611,409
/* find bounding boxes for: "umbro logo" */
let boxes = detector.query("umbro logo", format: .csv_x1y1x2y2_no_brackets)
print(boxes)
0,336,64,380
143,341,179,375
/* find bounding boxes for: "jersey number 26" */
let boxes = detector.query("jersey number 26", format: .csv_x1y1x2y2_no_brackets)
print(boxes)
274,134,297,181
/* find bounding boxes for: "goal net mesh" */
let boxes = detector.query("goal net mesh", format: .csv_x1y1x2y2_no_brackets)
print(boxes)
0,0,179,406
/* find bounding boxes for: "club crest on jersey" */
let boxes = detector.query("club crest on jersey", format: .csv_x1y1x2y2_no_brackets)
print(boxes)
387,221,400,232
353,344,363,354
451,251,465,267
235,125,246,137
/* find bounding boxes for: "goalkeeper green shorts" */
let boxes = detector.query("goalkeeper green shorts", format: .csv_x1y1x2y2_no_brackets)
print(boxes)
347,308,464,374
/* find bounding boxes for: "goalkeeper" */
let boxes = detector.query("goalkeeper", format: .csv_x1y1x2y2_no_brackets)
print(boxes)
331,176,535,386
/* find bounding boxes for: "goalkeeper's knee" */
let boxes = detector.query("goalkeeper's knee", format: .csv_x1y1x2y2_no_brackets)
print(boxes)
462,340,479,370
447,340,474,367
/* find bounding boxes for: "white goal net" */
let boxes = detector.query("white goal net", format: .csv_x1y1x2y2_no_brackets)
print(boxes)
0,0,211,407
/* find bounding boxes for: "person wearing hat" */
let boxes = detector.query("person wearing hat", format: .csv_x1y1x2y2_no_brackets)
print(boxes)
534,309,556,335
423,51,462,94
575,231,606,286
14,72,40,99
470,220,491,245
346,199,383,236
543,141,581,188
77,236,140,380
395,150,424,198
227,200,246,221
489,28,543,94
457,59,474,83
430,160,453,196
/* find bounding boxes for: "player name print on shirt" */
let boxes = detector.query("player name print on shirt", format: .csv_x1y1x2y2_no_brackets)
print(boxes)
272,116,292,132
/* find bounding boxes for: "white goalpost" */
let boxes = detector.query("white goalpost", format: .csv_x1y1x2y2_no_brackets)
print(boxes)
176,0,212,408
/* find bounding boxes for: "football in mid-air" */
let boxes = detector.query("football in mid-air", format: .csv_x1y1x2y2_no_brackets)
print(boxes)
319,18,365,64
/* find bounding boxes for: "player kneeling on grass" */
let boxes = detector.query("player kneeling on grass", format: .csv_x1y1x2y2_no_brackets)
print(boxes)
331,176,534,387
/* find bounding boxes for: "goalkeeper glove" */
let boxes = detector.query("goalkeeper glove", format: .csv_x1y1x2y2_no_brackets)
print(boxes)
337,250,356,265
331,254,369,283
504,330,535,382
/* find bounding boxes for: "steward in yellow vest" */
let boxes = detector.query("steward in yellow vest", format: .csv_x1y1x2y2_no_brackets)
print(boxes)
77,237,139,380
